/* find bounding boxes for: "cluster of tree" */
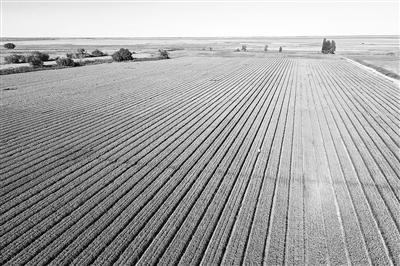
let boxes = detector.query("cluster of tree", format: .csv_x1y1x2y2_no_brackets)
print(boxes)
234,44,283,53
321,38,336,54
66,48,107,59
3,46,169,70
112,48,169,62
4,51,50,67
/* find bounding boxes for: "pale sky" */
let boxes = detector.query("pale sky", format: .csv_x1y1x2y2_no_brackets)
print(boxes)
1,0,399,37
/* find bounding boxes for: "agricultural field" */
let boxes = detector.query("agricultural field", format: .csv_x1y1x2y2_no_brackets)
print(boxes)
0,54,399,265
1,35,399,77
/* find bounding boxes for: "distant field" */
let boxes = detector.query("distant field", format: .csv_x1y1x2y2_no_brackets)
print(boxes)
1,35,399,76
347,54,400,79
1,55,399,265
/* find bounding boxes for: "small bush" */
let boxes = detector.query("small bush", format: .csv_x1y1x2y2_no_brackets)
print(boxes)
27,56,43,68
56,57,75,67
241,45,247,52
76,48,88,58
4,43,16,49
19,55,28,63
158,49,169,59
4,54,23,64
31,51,50,61
112,48,133,61
91,49,105,57
279,46,282,52
264,45,268,52
234,48,240,52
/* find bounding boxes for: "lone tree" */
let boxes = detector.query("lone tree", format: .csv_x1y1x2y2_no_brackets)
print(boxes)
264,45,268,52
331,40,336,53
112,48,133,61
4,43,16,49
279,46,282,52
241,44,247,52
321,38,336,54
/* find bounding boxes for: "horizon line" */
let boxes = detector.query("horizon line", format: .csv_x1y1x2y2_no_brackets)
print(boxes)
2,34,399,39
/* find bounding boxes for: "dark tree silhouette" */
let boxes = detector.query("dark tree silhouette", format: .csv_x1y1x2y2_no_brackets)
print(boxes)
4,43,16,49
322,38,336,54
321,38,327,52
91,49,105,57
112,48,133,61
331,40,336,54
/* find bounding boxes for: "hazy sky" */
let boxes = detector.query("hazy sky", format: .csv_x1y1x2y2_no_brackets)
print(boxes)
1,0,399,37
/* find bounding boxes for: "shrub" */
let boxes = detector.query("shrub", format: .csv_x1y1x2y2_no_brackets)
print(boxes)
66,53,74,58
241,45,247,52
26,56,43,68
4,43,16,49
19,55,28,63
4,54,23,64
76,48,88,58
91,49,105,57
56,57,75,67
279,46,282,52
158,49,169,59
234,48,240,52
31,51,50,61
264,45,268,52
112,48,133,61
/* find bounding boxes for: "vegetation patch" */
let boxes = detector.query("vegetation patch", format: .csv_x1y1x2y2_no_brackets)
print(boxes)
112,48,134,61
321,38,336,54
352,58,400,80
56,57,76,67
3,43,16,49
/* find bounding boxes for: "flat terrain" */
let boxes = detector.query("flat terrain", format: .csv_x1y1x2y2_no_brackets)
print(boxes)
1,35,399,76
0,55,399,265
